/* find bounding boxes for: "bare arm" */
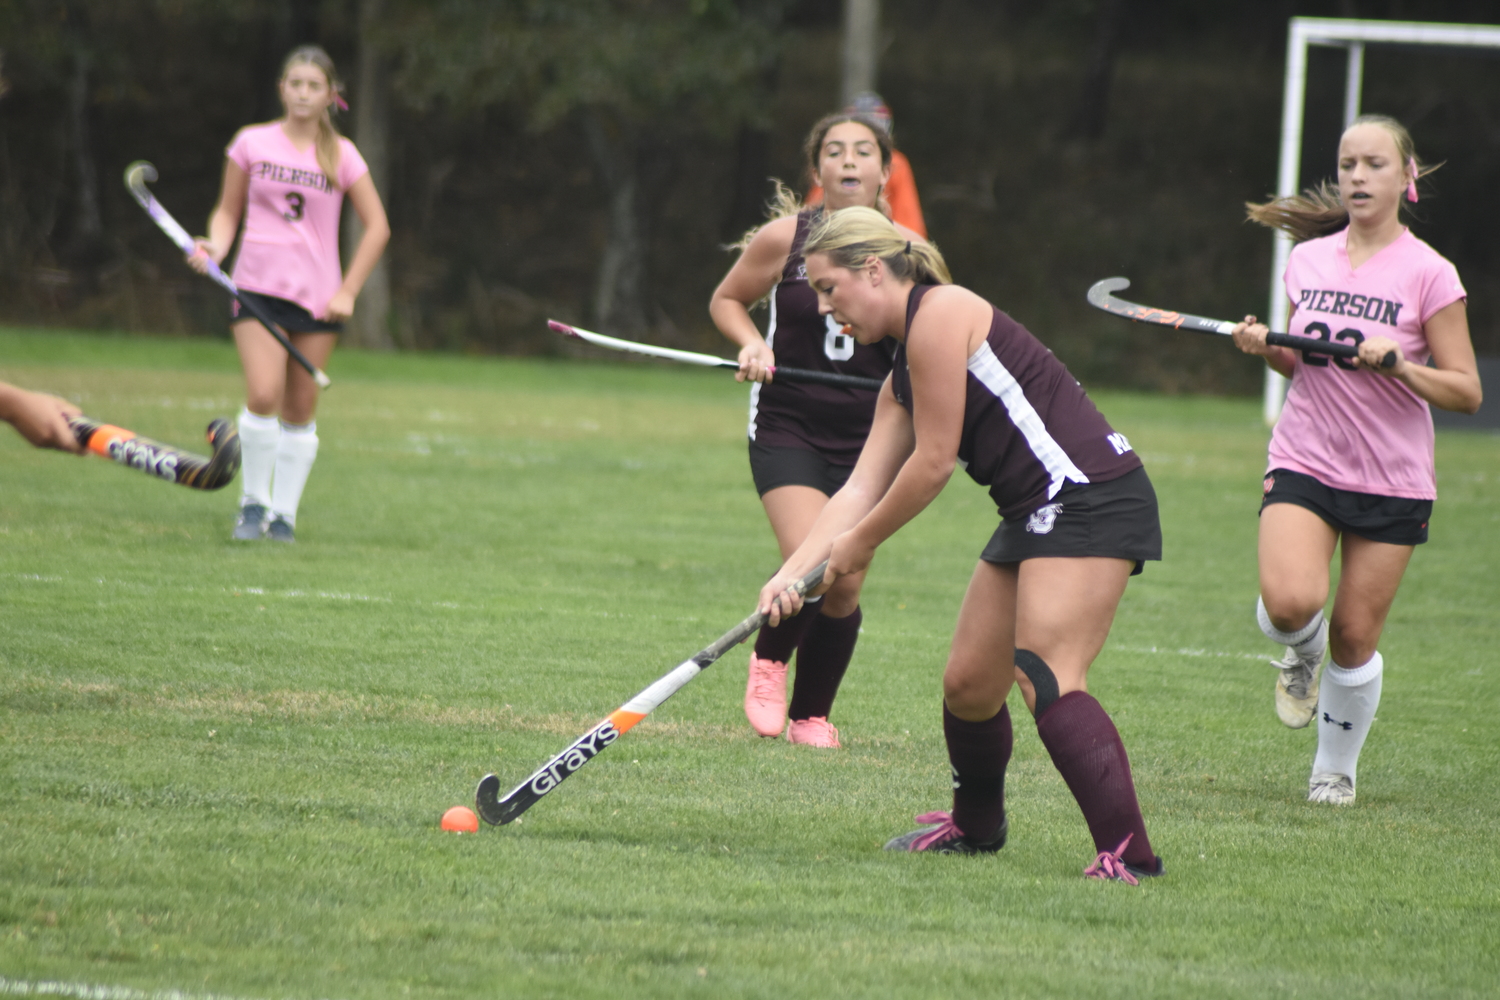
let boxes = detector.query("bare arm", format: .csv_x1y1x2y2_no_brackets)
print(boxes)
757,287,986,621
322,173,390,322
189,158,249,271
833,289,977,560
757,381,916,622
708,216,796,382
0,382,83,453
1358,300,1481,414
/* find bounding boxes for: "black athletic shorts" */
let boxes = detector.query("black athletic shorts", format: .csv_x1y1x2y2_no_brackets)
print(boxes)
232,290,343,334
748,440,855,498
981,466,1162,576
1260,468,1431,546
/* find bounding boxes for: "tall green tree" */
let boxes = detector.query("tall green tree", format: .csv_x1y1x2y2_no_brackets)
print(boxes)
391,0,789,338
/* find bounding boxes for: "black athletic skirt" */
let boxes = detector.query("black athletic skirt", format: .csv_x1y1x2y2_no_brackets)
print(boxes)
981,466,1162,576
1260,468,1431,546
232,290,343,334
748,440,855,498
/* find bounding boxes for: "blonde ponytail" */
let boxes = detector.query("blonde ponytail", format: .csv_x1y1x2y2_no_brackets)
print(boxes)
802,206,951,285
314,109,342,189
724,179,806,254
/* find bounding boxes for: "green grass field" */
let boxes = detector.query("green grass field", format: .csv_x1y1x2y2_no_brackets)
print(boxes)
2,328,1497,1000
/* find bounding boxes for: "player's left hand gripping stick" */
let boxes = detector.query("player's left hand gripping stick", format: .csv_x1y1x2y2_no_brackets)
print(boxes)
475,561,830,826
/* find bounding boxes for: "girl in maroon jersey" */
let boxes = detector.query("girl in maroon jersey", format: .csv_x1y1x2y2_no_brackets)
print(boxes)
709,112,925,747
190,46,389,542
759,207,1163,882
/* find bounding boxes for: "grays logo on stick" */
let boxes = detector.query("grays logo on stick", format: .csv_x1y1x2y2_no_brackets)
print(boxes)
526,721,621,796
70,416,241,492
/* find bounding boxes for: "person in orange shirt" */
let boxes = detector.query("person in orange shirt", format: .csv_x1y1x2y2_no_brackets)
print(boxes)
806,92,926,237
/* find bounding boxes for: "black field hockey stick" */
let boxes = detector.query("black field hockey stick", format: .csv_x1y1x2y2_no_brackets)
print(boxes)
1087,277,1396,369
548,320,887,392
124,161,333,389
70,416,241,490
476,561,830,826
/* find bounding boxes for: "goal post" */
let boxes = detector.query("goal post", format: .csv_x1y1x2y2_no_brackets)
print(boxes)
1263,17,1500,425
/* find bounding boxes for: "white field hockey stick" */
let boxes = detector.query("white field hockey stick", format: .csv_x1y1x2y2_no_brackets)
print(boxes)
475,561,830,826
548,320,886,391
1087,277,1395,369
124,161,333,388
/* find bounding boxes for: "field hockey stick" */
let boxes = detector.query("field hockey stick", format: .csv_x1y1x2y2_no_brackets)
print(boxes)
476,560,830,826
124,161,333,389
548,320,886,392
69,416,241,490
1087,277,1396,369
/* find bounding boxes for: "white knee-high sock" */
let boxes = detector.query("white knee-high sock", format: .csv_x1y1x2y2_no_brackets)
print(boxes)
237,408,280,507
1257,597,1328,661
1312,652,1383,783
270,420,319,526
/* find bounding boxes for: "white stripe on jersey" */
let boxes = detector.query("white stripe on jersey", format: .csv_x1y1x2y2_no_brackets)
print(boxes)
747,288,780,441
966,341,1089,500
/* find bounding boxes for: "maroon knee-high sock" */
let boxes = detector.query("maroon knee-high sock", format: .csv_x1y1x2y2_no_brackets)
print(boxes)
1035,691,1157,868
943,702,1012,843
753,596,822,664
788,606,861,720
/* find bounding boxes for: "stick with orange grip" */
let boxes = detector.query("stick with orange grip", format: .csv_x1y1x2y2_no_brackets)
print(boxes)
475,561,829,826
70,416,241,491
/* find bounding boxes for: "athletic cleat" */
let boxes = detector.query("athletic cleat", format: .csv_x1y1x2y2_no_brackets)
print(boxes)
744,654,787,737
232,503,268,541
786,716,840,748
1083,833,1163,885
1308,772,1356,805
883,811,1007,853
1273,634,1325,729
265,516,295,543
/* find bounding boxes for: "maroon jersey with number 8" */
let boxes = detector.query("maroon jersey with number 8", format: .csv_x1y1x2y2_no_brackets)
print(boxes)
747,209,896,466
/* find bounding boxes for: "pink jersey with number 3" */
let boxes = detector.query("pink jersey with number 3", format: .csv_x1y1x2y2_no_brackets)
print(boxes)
226,122,369,317
1269,228,1465,500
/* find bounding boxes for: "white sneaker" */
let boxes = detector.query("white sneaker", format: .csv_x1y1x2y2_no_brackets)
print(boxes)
1273,627,1326,729
1308,772,1355,805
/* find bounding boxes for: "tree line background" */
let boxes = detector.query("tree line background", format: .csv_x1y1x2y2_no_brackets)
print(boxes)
2,0,1498,394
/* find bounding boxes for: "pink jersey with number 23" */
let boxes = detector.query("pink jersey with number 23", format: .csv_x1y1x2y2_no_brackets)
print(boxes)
1269,228,1465,500
226,122,369,318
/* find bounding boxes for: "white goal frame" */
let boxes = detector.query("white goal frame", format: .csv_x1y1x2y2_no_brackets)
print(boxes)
1263,17,1500,424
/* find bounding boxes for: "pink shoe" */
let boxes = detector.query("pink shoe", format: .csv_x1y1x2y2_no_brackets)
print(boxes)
744,654,787,737
1083,834,1163,885
786,716,841,748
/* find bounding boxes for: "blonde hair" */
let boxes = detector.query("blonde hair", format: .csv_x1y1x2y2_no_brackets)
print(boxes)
281,46,345,189
1246,114,1440,242
802,206,952,285
724,179,805,255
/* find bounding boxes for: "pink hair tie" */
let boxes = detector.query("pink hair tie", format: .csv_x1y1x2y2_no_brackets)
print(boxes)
1406,156,1418,203
334,92,349,112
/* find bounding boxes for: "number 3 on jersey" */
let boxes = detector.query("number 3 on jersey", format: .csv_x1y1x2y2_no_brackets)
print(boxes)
283,192,305,222
823,316,854,361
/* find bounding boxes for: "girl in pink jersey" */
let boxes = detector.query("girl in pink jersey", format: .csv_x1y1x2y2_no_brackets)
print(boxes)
709,113,925,748
190,46,389,542
1233,115,1481,805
